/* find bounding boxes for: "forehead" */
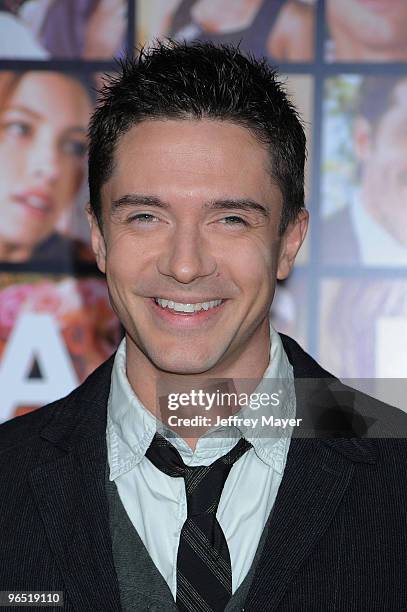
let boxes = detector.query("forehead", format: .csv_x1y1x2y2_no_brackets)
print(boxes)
104,119,281,205
3,72,91,123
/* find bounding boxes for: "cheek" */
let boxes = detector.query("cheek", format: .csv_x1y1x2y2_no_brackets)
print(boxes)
0,144,25,186
230,237,277,296
105,235,146,284
56,161,84,203
106,227,164,270
108,254,136,284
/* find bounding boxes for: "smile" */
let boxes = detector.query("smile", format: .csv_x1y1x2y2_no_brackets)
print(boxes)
13,192,53,218
154,298,223,313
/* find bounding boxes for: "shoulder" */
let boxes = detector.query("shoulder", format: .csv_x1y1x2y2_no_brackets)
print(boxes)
328,377,407,438
0,399,62,454
0,394,74,485
280,333,407,440
0,353,115,459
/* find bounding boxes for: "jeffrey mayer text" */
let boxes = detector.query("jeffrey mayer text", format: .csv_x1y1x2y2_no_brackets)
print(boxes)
167,414,302,429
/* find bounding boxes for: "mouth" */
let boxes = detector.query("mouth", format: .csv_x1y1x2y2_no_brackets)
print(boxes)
154,297,223,313
12,192,53,218
150,297,226,327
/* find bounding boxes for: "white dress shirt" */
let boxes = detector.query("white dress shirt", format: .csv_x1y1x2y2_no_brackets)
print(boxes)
106,321,296,598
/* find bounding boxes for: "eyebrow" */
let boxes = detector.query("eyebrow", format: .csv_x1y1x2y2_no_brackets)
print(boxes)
111,194,168,212
110,193,271,219
3,105,42,120
204,198,271,219
3,105,87,134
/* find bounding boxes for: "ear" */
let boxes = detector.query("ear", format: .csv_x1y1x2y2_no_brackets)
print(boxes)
277,208,309,280
353,116,373,162
86,204,106,274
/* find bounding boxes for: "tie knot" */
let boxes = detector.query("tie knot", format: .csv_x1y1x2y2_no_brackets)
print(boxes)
145,434,252,516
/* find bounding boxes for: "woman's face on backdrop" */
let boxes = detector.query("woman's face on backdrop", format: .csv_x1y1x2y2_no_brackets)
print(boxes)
0,71,91,259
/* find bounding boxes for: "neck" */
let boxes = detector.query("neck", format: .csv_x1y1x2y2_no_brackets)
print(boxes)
125,321,271,450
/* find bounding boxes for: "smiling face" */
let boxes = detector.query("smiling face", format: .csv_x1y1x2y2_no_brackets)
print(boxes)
355,80,407,246
0,72,91,261
90,119,307,378
327,0,407,61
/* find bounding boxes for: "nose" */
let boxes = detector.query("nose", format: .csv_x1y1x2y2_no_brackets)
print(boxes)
157,222,217,284
27,132,60,183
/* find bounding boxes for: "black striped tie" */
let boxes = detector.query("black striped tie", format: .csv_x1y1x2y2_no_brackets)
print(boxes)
145,433,252,612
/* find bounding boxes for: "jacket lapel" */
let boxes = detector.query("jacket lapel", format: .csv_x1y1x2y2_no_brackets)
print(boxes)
29,439,121,612
244,334,377,611
245,437,356,611
29,357,121,612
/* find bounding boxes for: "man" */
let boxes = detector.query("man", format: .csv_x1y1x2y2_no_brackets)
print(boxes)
325,0,407,62
1,42,406,612
322,75,407,266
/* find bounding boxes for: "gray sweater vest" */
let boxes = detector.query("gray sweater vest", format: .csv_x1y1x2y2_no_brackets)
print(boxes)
105,470,272,612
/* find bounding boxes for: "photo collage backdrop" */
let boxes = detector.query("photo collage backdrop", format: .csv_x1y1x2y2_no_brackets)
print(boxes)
1,0,406,422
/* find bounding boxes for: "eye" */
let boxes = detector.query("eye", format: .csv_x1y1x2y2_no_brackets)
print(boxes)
128,213,157,223
4,121,31,137
61,139,88,159
220,215,249,226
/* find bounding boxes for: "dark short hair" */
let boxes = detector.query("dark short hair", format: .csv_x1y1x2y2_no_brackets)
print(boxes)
88,40,306,234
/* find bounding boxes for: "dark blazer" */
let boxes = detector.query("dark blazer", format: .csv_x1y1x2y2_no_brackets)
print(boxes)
1,335,406,611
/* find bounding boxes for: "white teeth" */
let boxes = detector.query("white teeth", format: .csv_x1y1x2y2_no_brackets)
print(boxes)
155,298,222,313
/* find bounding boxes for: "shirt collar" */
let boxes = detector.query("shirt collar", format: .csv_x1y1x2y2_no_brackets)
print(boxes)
107,320,295,479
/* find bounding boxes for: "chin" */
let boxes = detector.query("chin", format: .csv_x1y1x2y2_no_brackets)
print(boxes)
151,349,221,375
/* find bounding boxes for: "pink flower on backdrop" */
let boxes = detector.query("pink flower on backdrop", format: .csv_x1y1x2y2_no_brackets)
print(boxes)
27,279,81,319
0,283,33,332
0,277,120,379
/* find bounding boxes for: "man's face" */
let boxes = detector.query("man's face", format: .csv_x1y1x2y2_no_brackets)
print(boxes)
90,119,306,375
327,0,407,61
356,80,407,246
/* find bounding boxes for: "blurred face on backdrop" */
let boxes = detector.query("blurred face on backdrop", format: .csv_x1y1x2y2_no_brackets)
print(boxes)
355,79,407,246
0,72,91,262
90,119,307,384
327,0,407,61
189,0,263,33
